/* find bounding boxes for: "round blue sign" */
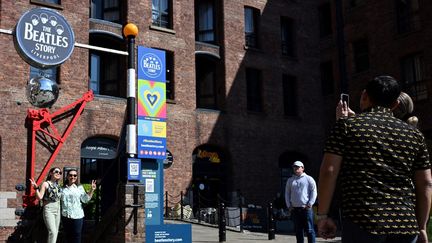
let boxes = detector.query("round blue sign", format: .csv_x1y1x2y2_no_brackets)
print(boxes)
14,8,75,68
141,53,163,79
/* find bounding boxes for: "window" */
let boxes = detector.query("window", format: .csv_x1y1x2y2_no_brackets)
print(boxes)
282,74,297,116
352,39,369,73
152,0,172,29
395,0,420,34
401,53,427,100
30,66,59,83
246,68,263,112
244,7,260,48
91,0,121,23
320,61,334,95
196,56,218,109
89,34,126,98
196,0,215,43
280,17,295,56
165,51,175,100
318,3,332,37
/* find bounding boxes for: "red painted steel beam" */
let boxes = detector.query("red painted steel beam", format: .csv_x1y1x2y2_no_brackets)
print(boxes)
23,91,94,207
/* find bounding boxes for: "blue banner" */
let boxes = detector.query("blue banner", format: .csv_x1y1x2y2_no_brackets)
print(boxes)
142,160,164,225
137,46,167,160
146,224,192,243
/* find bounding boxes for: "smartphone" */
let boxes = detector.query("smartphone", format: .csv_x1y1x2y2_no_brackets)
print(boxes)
340,93,349,107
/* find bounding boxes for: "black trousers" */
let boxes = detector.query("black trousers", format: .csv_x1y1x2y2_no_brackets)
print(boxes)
61,216,84,243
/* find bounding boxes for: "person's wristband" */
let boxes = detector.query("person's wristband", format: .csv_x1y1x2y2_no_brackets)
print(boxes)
316,214,328,220
34,185,39,190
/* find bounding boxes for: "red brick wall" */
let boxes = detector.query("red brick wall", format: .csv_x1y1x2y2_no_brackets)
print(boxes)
0,0,327,242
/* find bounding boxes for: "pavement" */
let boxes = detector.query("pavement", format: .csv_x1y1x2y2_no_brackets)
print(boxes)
165,219,342,243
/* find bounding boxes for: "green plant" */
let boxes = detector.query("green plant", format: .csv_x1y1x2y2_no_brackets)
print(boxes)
82,183,100,220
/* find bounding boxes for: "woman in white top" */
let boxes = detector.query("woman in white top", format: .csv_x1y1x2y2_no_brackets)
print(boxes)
29,167,62,243
61,169,96,243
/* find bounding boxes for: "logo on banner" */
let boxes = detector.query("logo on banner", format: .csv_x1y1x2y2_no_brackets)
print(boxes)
138,80,166,118
14,8,75,68
141,53,163,79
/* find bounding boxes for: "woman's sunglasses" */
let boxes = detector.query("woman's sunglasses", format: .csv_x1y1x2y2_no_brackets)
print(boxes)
68,174,78,178
53,170,62,175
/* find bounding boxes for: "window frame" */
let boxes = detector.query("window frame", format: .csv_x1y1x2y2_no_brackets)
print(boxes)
90,0,122,23
152,0,173,29
165,50,175,101
320,61,334,95
30,0,63,9
280,16,295,57
352,39,369,73
395,0,420,34
246,68,263,112
244,7,260,48
196,0,216,43
318,2,332,37
401,53,427,101
282,74,297,117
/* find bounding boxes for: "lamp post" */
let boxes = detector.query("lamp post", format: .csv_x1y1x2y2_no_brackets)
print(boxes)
123,23,139,157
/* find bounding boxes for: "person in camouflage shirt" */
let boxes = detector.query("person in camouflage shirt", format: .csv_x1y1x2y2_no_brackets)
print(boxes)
316,75,432,243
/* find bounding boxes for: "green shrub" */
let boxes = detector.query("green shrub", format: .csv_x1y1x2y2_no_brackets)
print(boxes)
82,183,99,220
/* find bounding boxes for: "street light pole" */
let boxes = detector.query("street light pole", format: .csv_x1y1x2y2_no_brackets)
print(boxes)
335,0,348,93
123,23,139,157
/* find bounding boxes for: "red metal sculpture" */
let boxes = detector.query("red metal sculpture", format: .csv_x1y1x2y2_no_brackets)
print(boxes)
23,90,94,207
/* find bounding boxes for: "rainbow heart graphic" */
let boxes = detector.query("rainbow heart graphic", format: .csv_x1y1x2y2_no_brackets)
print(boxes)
138,80,166,118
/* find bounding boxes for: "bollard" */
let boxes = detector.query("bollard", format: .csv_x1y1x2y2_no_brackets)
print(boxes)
180,191,184,220
198,191,201,222
267,202,275,240
239,199,243,232
218,203,226,242
165,191,169,217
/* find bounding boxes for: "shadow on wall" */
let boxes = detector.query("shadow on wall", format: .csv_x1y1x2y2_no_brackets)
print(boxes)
189,0,324,206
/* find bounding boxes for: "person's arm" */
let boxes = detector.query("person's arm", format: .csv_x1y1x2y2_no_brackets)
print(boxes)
284,179,291,209
316,153,342,239
80,180,97,203
414,169,432,242
307,177,317,208
87,180,97,198
29,179,47,201
317,153,342,216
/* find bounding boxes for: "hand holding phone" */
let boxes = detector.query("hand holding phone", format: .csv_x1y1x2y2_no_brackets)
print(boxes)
340,93,349,107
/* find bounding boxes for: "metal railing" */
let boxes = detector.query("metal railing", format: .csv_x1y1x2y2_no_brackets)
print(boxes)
164,191,277,242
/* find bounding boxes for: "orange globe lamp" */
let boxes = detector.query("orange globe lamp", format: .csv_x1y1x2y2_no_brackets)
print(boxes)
123,23,138,38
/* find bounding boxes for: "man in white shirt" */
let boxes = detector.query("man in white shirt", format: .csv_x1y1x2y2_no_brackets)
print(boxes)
285,161,317,243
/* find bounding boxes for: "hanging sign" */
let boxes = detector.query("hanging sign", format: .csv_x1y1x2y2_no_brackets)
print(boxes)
137,47,167,160
14,7,75,68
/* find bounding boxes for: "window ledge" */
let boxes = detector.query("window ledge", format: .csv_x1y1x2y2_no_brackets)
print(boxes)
93,94,127,102
149,25,176,35
243,45,263,52
167,99,176,104
30,0,63,10
196,108,221,113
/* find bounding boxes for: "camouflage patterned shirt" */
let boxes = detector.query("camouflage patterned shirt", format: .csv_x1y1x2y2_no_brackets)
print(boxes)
324,106,430,235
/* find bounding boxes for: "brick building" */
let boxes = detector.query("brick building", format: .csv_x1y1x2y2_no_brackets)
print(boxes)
319,0,432,141
0,0,326,242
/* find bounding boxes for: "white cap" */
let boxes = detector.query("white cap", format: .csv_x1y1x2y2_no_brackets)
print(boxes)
293,161,304,167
